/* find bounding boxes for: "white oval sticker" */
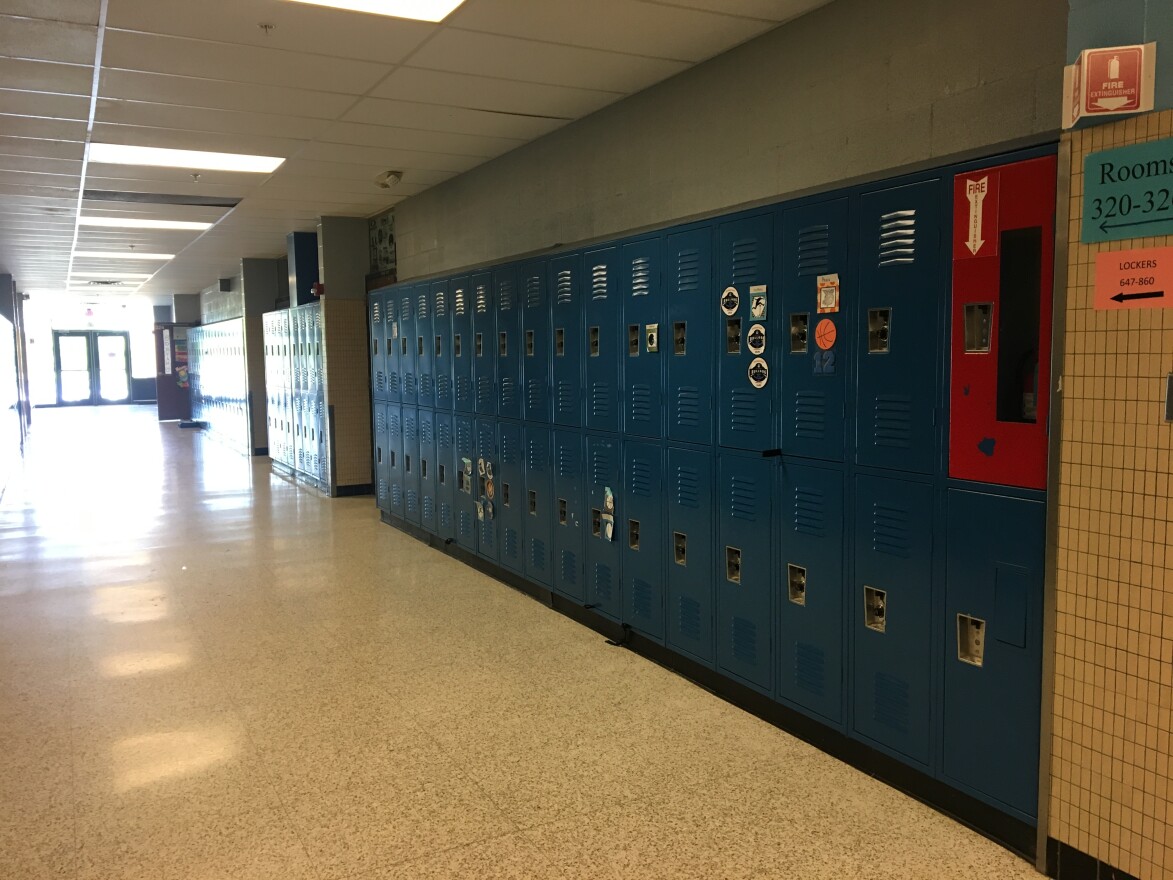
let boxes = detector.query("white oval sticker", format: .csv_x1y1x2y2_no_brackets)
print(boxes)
747,323,767,355
747,356,769,389
720,286,740,316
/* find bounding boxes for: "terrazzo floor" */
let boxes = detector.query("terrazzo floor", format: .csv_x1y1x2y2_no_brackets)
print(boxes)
0,406,1044,879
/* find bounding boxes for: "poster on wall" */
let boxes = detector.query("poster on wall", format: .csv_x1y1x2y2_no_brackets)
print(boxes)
174,332,189,389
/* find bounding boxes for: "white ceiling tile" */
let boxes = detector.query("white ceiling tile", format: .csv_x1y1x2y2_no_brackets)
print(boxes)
651,0,830,22
340,97,566,140
0,57,92,95
0,153,81,175
294,141,483,174
0,136,85,160
0,1,100,26
321,121,523,158
90,122,307,159
406,28,691,93
0,15,96,65
0,87,89,119
0,114,86,141
280,159,456,187
95,99,333,142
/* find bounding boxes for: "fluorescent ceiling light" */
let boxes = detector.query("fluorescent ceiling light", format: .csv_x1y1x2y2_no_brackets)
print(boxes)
74,251,175,260
283,0,466,22
89,143,285,173
79,217,213,231
70,272,153,279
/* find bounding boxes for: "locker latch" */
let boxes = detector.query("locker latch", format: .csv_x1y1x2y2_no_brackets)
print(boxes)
645,324,659,353
401,337,408,355
628,519,640,550
475,333,483,357
726,318,742,354
454,334,462,357
502,482,510,506
591,508,602,537
526,329,535,356
499,332,508,357
628,324,640,356
439,464,446,485
528,489,537,514
417,336,424,356
421,459,428,480
558,498,568,525
589,326,600,357
790,314,809,354
725,546,741,583
864,586,887,632
963,303,993,353
674,532,688,566
404,454,412,474
673,322,686,355
787,564,807,605
555,327,565,356
868,309,891,354
957,614,986,666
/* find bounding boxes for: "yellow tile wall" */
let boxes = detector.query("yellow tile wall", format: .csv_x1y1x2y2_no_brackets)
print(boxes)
321,298,372,492
1053,109,1173,880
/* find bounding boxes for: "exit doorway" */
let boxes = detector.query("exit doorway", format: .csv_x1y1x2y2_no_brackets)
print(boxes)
52,330,132,405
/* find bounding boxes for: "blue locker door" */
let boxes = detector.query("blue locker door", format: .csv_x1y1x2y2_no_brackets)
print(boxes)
584,433,622,620
666,226,715,445
402,407,421,525
385,287,401,403
469,273,493,415
419,408,437,533
435,413,455,541
374,404,389,513
717,213,775,452
855,180,943,474
780,198,849,461
852,474,934,767
369,290,386,401
497,420,526,574
398,287,417,406
622,441,664,640
387,404,404,518
451,276,474,413
583,246,620,434
475,418,499,562
716,454,774,692
621,236,665,439
943,490,1044,819
523,426,554,587
433,282,453,411
453,415,478,553
665,446,715,665
778,461,844,724
416,285,435,409
521,260,551,423
495,267,522,420
552,430,585,601
550,253,583,427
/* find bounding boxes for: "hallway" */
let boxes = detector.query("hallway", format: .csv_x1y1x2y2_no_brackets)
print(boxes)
1,407,1040,879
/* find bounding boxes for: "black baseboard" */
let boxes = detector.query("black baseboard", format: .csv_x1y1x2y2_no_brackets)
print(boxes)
334,483,373,498
252,446,269,456
1046,838,1140,880
378,512,1036,861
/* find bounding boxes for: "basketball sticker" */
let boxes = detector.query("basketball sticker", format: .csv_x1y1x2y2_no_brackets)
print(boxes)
747,357,769,389
815,318,837,350
721,287,739,316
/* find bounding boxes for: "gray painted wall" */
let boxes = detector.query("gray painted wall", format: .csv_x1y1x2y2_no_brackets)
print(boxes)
394,0,1067,280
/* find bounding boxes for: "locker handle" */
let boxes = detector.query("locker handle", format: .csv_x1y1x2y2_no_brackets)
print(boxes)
526,329,535,356
673,322,686,356
589,326,600,357
674,533,687,566
787,564,806,605
454,334,462,358
499,332,508,357
557,498,568,524
725,547,741,583
628,519,640,549
726,319,741,354
528,490,537,515
503,482,510,507
555,328,565,356
439,464,446,485
628,324,640,356
591,508,602,537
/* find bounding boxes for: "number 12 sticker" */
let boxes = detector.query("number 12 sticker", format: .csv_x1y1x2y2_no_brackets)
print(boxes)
813,350,836,375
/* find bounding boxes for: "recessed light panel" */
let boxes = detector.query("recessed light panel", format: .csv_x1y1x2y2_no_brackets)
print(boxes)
78,217,213,231
74,251,175,260
89,144,285,173
71,272,153,279
283,0,465,22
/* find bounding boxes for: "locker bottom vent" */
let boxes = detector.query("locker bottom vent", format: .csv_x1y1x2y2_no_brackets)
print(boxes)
678,595,702,642
503,528,520,562
731,617,758,664
874,672,911,733
440,504,452,529
795,642,825,696
632,578,654,620
560,551,578,585
593,564,613,603
530,539,547,571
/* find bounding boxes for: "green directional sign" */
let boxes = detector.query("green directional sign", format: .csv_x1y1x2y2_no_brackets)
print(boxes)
1082,138,1173,244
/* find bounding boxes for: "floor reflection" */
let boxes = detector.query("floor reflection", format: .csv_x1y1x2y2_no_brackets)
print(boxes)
112,726,240,792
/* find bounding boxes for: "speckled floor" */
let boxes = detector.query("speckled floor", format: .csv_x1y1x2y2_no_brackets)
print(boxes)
0,406,1044,879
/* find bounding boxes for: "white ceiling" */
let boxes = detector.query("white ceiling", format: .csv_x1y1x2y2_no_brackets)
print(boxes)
0,0,831,300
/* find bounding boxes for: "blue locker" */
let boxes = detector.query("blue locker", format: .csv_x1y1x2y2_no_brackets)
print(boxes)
374,403,389,513
552,430,585,601
416,285,435,409
402,407,421,525
777,461,844,724
584,433,622,620
855,180,943,474
419,408,437,533
369,290,387,401
451,276,474,413
495,267,522,419
453,414,478,553
475,419,500,562
583,246,620,434
622,441,665,640
780,198,849,461
497,420,526,574
435,412,455,541
550,253,583,427
943,490,1044,819
716,454,774,692
852,474,934,766
521,260,551,424
621,236,665,439
433,282,453,411
523,426,554,587
398,286,417,406
665,446,715,664
472,272,496,416
386,286,401,402
666,226,715,446
387,404,404,519
717,213,775,452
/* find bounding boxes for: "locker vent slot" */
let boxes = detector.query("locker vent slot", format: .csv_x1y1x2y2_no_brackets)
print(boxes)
731,616,757,663
530,538,546,570
632,578,654,620
500,377,517,407
455,286,468,315
438,421,451,446
872,502,911,557
526,441,547,471
474,284,489,314
589,446,612,485
674,465,700,509
878,210,916,266
678,596,702,642
421,420,433,444
676,248,701,293
629,385,652,424
556,382,575,414
423,496,434,520
441,503,453,529
872,395,913,448
476,377,493,405
628,458,653,497
557,444,575,478
728,390,759,435
417,293,428,318
434,290,448,317
555,270,573,305
560,550,577,583
391,485,402,506
497,280,515,311
675,387,700,428
796,225,831,275
593,564,613,602
526,275,542,308
389,374,399,394
419,374,433,397
371,301,381,323
874,672,910,732
795,642,825,694
794,392,825,439
731,238,760,284
631,257,651,297
401,299,411,321
376,412,386,432
728,476,757,520
437,375,451,399
590,383,611,419
792,487,826,536
527,379,544,411
591,263,609,299
503,527,520,561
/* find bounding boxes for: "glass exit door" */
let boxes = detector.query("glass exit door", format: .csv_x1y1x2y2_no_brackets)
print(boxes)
53,330,132,405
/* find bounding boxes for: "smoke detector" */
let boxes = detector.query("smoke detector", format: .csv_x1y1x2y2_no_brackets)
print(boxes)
374,170,403,189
